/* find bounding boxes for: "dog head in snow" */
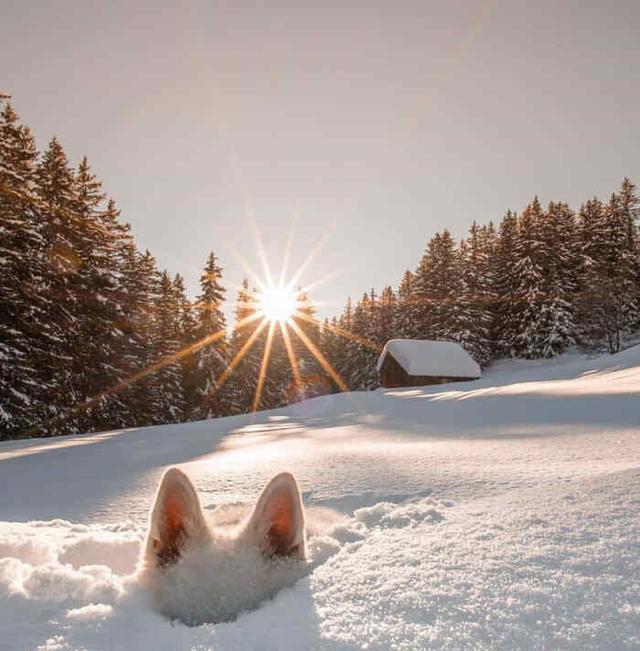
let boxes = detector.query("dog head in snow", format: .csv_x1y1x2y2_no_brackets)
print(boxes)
138,467,306,625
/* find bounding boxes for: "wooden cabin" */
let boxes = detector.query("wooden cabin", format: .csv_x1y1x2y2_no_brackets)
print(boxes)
377,339,481,388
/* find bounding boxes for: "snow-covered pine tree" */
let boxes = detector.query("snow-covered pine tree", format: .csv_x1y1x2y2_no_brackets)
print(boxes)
323,299,354,392
0,103,51,437
414,236,438,340
71,160,129,432
170,273,196,421
344,295,367,390
190,253,228,419
575,197,602,346
361,290,382,389
493,210,520,357
450,222,493,366
287,289,321,401
147,271,185,423
97,200,141,427
619,178,640,252
395,270,417,338
617,178,640,330
119,248,161,427
319,317,343,394
511,198,546,358
534,201,578,357
35,137,85,434
577,185,639,352
378,286,396,346
225,279,263,414
414,230,459,341
344,293,379,390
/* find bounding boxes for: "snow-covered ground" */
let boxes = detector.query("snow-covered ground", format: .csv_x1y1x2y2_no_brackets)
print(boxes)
1,347,639,650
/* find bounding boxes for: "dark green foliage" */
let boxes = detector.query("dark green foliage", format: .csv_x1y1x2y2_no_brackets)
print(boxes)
0,104,51,435
189,253,228,419
225,279,264,415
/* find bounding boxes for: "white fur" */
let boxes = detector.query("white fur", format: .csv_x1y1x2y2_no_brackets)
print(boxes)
137,468,308,625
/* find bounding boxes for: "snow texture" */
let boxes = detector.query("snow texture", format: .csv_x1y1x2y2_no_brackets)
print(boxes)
376,338,481,378
1,346,640,649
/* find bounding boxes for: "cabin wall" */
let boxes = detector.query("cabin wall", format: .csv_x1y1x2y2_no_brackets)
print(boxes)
379,354,409,388
379,353,477,388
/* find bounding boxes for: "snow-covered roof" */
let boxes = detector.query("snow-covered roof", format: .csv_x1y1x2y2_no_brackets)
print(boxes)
377,339,481,378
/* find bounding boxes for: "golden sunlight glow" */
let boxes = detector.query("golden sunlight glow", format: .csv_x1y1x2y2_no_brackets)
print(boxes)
257,284,298,323
41,219,359,434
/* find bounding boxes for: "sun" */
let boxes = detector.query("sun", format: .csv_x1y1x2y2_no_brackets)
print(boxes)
257,284,298,323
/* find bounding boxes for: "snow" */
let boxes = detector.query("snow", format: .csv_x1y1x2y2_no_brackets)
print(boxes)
376,338,481,378
1,346,640,649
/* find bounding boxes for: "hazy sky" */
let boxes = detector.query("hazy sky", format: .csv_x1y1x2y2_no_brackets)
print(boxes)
2,1,639,321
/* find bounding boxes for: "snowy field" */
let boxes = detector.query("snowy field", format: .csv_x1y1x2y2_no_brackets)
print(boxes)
1,347,639,650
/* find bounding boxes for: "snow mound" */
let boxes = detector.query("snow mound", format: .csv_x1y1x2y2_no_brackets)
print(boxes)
355,497,447,528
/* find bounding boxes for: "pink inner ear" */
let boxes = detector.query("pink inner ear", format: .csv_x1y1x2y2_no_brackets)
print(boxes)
264,490,296,556
155,494,187,566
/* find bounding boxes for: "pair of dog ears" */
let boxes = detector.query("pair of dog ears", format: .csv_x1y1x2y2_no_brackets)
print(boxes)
145,468,306,567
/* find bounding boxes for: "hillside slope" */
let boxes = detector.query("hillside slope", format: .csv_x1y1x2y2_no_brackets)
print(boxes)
1,347,639,650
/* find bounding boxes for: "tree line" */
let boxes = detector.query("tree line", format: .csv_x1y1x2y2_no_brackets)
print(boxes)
0,102,323,439
1,100,639,438
320,180,640,390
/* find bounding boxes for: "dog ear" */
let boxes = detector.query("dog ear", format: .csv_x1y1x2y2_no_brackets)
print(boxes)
245,472,306,560
145,467,208,567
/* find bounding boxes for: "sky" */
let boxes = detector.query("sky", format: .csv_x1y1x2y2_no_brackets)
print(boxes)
2,0,639,322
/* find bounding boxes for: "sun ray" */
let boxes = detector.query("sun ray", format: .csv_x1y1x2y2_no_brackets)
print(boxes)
279,214,298,287
287,318,348,392
252,320,277,412
31,312,264,436
280,320,303,399
249,216,274,287
228,243,268,292
41,215,359,429
284,229,331,293
209,317,269,397
295,266,347,296
294,310,380,353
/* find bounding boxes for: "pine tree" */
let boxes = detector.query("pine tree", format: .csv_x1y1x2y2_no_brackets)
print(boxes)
0,103,50,436
577,185,639,352
414,230,459,341
226,279,263,414
617,178,640,329
534,202,577,357
147,271,185,423
493,210,520,356
395,270,417,338
451,222,493,366
169,273,195,421
286,289,321,401
190,253,228,419
319,317,344,394
34,137,83,434
72,161,130,431
119,248,160,426
325,299,354,392
344,293,379,390
378,286,396,346
511,198,546,358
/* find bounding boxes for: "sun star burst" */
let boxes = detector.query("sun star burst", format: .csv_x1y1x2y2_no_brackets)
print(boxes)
257,284,298,323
